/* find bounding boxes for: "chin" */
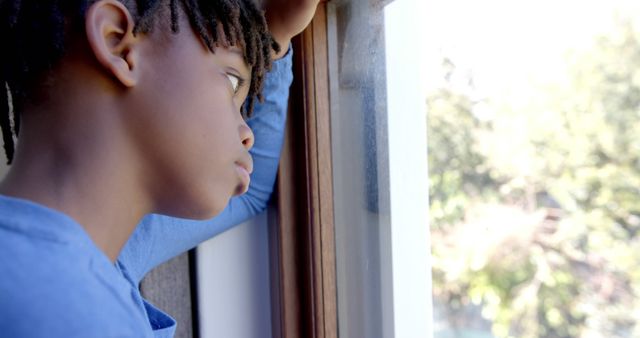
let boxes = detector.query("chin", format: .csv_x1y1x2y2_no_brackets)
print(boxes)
193,194,233,220
163,193,230,221
157,181,235,220
185,203,226,220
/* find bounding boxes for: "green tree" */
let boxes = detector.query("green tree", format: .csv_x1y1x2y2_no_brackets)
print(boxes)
429,18,640,338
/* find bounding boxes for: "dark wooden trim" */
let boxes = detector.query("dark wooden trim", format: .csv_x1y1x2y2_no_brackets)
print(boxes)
187,249,200,338
270,3,338,338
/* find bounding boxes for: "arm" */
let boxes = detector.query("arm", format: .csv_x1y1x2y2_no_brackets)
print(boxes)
118,50,293,284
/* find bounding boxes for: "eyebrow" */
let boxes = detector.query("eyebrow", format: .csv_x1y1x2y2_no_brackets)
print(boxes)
226,47,250,77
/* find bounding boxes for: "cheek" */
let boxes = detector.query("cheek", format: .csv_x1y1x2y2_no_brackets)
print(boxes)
145,72,229,143
141,105,240,219
180,115,241,218
165,95,241,194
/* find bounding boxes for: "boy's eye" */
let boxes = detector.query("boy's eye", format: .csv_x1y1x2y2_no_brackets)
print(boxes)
226,73,244,94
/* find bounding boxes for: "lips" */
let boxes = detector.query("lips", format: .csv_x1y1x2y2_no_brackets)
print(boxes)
236,159,253,175
234,161,252,195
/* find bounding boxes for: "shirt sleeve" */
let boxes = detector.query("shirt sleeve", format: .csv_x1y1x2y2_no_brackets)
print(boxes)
117,47,293,285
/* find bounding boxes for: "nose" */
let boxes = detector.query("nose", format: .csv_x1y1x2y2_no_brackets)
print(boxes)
239,123,254,151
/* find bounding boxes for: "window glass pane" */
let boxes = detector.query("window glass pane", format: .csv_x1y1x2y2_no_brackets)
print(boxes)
426,1,640,337
328,0,390,335
328,0,430,337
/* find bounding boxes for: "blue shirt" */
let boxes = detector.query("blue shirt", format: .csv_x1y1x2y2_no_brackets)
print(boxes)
0,50,293,338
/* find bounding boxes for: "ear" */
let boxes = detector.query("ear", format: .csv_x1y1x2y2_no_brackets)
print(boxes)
85,0,140,88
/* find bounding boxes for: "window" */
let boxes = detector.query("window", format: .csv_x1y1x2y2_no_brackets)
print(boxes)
328,0,430,337
426,1,640,337
271,1,430,337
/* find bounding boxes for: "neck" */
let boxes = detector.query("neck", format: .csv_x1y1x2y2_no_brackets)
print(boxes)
0,89,151,263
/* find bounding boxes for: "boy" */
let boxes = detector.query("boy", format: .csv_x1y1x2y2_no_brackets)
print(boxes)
0,0,318,336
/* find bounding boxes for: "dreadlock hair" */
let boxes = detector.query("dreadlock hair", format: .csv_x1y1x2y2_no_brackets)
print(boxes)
0,0,280,165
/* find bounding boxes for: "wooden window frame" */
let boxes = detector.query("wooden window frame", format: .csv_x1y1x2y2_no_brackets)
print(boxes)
269,2,339,338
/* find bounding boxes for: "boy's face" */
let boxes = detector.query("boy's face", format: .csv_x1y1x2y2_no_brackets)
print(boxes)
124,16,255,219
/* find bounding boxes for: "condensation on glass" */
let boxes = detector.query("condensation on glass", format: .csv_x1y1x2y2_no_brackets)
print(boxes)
327,0,394,337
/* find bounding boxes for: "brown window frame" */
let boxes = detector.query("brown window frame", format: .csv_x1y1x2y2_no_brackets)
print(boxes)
269,2,339,338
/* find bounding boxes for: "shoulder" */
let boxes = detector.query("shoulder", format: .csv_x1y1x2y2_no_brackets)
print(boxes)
0,229,150,337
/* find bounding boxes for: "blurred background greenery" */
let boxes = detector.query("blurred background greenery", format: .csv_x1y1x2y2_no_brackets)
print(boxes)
428,5,640,338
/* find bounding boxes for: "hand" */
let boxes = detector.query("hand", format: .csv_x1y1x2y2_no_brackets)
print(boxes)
264,0,321,59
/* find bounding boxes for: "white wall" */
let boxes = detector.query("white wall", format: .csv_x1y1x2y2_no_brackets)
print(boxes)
196,212,272,338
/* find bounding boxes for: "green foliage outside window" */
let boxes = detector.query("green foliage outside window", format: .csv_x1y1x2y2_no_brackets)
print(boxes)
429,18,640,338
